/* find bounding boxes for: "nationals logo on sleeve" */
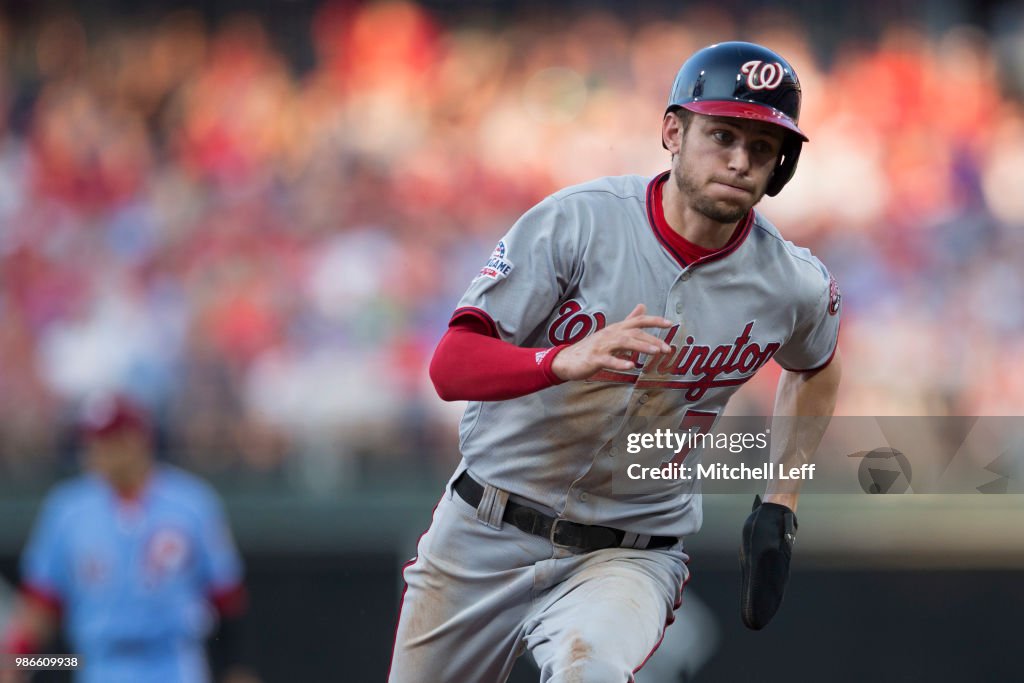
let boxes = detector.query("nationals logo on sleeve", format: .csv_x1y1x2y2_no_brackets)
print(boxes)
828,275,842,316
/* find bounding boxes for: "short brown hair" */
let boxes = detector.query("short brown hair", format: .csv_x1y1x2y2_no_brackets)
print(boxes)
671,107,694,134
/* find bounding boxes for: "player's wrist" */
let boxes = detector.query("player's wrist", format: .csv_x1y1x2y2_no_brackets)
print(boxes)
542,345,571,384
761,491,798,512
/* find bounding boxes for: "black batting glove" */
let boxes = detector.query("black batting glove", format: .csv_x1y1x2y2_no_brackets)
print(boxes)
739,494,797,630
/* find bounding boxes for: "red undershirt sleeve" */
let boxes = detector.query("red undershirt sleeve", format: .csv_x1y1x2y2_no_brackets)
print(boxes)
429,312,568,401
1,584,63,655
19,584,63,618
209,583,249,619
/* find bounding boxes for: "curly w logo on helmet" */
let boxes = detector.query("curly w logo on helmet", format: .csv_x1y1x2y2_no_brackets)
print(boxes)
740,60,786,90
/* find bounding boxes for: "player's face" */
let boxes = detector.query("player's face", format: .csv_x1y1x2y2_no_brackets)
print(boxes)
673,114,784,223
85,430,153,490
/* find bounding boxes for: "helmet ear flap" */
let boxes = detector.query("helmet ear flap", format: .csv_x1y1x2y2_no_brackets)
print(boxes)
766,138,802,197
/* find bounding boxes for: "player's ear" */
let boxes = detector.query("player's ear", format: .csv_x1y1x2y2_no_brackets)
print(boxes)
662,111,683,154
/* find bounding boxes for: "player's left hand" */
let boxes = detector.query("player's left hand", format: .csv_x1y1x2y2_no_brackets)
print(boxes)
739,494,797,630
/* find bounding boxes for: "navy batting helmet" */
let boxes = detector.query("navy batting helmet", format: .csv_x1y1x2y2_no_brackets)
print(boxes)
666,41,806,196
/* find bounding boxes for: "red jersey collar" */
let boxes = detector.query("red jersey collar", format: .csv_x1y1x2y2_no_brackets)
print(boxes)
645,170,753,269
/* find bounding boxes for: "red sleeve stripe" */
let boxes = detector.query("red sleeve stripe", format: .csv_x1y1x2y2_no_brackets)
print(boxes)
450,307,499,338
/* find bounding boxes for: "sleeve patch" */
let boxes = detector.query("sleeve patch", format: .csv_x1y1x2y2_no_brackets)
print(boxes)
828,275,842,316
475,240,515,281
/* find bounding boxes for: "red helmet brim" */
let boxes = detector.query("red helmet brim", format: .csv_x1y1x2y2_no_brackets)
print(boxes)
680,100,808,141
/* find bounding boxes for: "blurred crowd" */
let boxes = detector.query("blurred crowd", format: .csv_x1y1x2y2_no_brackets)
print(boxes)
1,2,1024,488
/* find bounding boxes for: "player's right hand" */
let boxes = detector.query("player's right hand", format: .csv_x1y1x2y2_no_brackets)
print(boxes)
550,303,673,381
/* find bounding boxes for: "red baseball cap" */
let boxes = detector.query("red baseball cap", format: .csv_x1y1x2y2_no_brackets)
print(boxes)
78,394,151,439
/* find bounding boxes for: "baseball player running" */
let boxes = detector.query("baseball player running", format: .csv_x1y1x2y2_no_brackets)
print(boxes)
389,41,842,682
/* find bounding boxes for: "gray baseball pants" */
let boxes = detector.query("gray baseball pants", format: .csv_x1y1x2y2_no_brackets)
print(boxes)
388,471,689,682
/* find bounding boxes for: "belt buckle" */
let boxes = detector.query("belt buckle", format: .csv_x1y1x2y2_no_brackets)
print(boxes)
548,518,575,549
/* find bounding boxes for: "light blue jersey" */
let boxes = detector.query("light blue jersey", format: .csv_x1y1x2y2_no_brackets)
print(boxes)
22,465,243,683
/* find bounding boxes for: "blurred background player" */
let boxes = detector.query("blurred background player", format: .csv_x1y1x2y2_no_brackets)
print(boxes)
0,394,259,683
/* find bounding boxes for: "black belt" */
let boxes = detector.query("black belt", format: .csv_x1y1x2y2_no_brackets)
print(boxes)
453,471,678,552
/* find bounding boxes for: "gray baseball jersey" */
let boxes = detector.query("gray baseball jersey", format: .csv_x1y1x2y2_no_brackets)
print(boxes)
451,171,840,539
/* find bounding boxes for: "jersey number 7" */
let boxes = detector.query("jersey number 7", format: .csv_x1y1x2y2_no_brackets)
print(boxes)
665,409,718,465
